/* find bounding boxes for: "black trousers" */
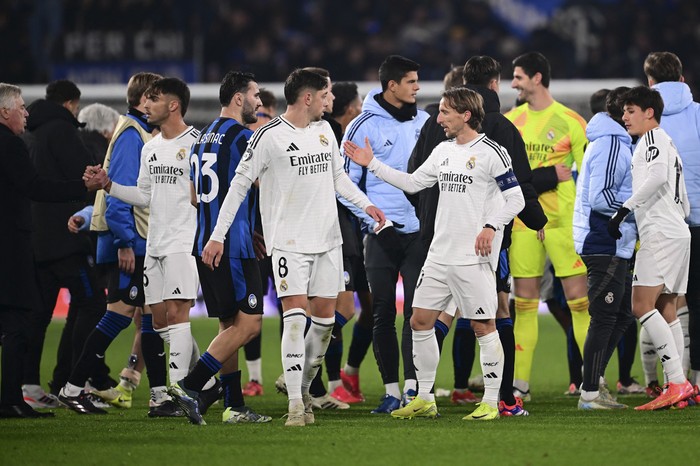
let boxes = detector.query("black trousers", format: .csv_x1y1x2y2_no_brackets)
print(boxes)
0,307,29,405
24,253,108,387
581,255,635,392
365,232,425,385
686,227,700,372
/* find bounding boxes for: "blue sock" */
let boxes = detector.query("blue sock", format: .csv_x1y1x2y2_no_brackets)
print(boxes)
96,311,132,338
434,320,450,353
221,371,244,409
496,317,513,331
183,351,222,392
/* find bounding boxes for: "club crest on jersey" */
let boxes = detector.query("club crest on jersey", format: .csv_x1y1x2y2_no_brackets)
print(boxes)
344,271,350,285
176,148,187,161
466,156,477,170
279,279,288,292
243,148,253,161
248,294,258,309
547,129,555,140
319,134,329,147
605,292,614,304
129,286,138,300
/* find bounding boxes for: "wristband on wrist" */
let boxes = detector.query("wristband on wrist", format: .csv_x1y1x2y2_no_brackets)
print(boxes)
484,224,497,231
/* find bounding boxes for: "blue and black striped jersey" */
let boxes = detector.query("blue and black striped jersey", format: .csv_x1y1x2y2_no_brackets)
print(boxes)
190,117,257,259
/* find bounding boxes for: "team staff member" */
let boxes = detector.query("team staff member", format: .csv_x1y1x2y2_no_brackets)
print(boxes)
341,55,429,413
0,83,103,418
60,73,180,417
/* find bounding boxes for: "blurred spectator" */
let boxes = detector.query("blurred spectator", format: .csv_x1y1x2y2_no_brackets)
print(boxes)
0,0,690,92
78,103,120,165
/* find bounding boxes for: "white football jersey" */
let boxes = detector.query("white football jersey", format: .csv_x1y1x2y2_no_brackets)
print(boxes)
369,134,523,268
132,126,198,256
625,127,689,241
212,116,372,254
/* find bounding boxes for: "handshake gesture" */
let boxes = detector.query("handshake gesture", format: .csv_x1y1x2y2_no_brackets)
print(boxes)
83,165,110,192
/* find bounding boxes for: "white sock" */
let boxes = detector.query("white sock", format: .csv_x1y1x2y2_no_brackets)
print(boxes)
581,389,599,401
639,325,659,384
385,383,401,400
412,328,438,402
639,310,684,384
301,316,335,394
190,334,201,371
669,318,685,376
328,379,342,392
168,322,194,383
247,358,263,383
343,364,359,376
281,309,307,400
403,379,417,394
63,382,82,397
676,306,690,375
150,386,169,404
513,379,529,393
155,326,170,345
478,330,504,408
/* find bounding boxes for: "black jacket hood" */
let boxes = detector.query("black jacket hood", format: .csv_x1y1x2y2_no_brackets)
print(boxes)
26,99,85,132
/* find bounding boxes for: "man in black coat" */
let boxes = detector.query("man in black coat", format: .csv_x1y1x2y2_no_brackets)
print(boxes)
407,56,547,416
0,83,105,417
21,80,112,407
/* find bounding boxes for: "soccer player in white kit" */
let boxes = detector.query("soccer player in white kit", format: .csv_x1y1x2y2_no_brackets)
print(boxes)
201,69,385,427
608,86,695,410
344,87,525,420
99,78,215,398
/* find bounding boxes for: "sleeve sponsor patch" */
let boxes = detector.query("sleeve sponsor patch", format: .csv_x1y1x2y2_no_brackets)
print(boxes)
645,145,659,163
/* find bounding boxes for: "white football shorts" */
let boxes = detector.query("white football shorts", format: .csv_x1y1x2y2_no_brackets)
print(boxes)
633,232,690,294
271,246,344,299
412,259,497,319
144,252,199,304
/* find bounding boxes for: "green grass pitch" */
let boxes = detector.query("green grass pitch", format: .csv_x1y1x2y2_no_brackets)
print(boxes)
0,314,696,465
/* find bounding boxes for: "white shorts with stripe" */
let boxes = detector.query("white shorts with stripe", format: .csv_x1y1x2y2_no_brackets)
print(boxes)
412,259,497,320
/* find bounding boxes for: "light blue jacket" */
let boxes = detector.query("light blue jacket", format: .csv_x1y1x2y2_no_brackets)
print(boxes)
340,89,428,233
573,112,636,258
654,81,700,226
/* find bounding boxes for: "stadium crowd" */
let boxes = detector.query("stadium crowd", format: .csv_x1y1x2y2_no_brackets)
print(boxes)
3,0,700,97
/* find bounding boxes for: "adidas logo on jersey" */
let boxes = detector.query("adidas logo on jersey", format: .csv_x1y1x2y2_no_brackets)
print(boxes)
384,140,393,147
286,364,302,372
475,307,485,315
440,158,449,166
483,372,499,379
172,287,181,295
148,153,157,163
286,142,300,152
